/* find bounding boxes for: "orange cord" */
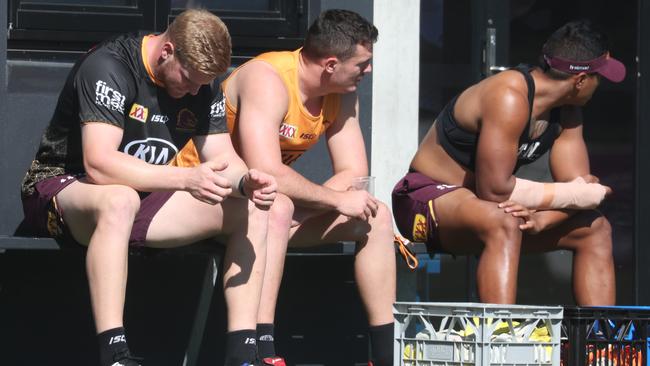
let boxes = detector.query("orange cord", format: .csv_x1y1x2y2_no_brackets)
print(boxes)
394,234,419,270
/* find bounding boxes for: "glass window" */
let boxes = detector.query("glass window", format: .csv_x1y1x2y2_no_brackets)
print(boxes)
8,0,306,57
171,0,274,11
21,0,134,4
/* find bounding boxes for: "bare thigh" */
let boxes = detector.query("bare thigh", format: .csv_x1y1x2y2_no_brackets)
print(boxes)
432,188,606,254
433,188,510,254
288,207,374,247
145,191,249,248
55,180,141,245
520,210,608,253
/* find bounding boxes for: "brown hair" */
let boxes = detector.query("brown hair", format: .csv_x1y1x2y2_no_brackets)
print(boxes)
303,9,378,61
539,19,609,80
167,9,231,78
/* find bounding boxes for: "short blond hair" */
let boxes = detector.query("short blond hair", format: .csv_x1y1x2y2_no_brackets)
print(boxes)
167,9,231,78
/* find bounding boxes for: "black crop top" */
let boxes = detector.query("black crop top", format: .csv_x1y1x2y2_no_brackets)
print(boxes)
435,65,561,172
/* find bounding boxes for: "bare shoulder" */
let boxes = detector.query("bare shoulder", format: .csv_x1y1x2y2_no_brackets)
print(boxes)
230,60,287,100
478,70,531,126
226,60,289,128
482,70,530,103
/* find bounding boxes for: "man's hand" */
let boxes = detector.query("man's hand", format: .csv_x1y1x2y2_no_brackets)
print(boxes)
336,189,379,221
186,160,233,205
241,169,277,209
499,200,543,234
578,174,613,196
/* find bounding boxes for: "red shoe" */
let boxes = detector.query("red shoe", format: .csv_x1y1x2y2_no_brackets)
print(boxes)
368,362,374,366
262,357,286,366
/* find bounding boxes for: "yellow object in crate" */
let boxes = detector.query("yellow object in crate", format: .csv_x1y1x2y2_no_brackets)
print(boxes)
393,302,563,366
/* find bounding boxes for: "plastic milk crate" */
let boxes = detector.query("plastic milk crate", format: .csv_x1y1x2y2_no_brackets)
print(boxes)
561,306,650,366
393,302,563,366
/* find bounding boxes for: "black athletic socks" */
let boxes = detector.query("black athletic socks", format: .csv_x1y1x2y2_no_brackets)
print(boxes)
256,323,276,359
98,327,130,366
368,322,394,366
225,329,258,366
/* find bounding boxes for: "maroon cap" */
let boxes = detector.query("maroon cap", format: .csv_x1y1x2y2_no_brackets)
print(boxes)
543,53,626,82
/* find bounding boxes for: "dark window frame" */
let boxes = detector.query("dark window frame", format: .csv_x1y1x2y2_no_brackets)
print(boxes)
7,0,306,58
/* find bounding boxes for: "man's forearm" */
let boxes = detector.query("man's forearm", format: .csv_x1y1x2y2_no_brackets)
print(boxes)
274,164,342,210
509,177,607,210
215,158,249,198
85,150,190,191
322,170,366,192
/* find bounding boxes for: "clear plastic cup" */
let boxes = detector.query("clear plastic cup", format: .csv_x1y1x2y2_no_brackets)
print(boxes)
351,176,375,195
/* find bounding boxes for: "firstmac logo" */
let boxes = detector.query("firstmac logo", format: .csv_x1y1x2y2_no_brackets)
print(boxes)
124,138,178,165
95,80,125,113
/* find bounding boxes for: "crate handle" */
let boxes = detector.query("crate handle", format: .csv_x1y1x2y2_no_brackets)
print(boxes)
533,311,550,316
452,309,470,315
407,307,427,313
494,310,512,316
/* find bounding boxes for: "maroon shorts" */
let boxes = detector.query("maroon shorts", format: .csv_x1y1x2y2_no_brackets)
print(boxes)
21,174,174,247
391,171,461,253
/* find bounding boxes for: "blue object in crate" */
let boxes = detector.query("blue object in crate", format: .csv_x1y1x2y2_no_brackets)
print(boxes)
591,305,650,366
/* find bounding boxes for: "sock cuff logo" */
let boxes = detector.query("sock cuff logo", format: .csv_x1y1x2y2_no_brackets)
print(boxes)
109,335,126,345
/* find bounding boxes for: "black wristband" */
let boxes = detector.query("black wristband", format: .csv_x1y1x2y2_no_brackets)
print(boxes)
238,175,247,197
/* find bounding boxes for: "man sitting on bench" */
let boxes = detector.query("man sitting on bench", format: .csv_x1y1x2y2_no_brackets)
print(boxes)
392,20,624,306
173,9,396,366
19,9,276,366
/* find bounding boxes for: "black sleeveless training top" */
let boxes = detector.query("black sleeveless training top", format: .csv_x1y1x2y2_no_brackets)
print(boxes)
435,65,561,172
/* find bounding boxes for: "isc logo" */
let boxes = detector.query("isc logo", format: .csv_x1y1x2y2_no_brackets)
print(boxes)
151,114,169,123
109,335,126,345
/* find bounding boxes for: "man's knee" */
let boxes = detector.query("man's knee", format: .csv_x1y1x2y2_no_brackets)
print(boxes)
590,214,612,238
269,193,295,230
371,201,394,234
353,201,393,241
578,212,613,255
478,206,522,249
97,186,141,223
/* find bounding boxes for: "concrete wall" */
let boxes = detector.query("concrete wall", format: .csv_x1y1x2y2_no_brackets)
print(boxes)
371,0,420,209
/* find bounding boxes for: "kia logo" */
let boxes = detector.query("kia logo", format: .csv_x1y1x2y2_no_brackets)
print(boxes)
124,138,178,165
